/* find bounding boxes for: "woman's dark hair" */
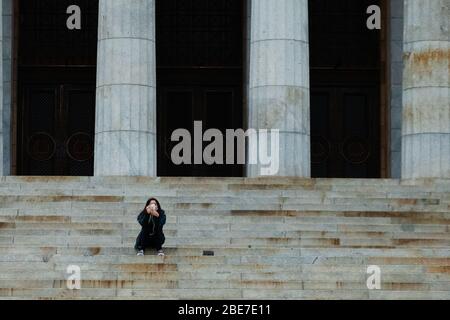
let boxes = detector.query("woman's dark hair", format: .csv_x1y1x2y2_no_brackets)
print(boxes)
145,197,162,213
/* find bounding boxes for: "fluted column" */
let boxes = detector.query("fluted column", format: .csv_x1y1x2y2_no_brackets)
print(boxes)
94,0,156,176
401,0,450,178
247,0,310,177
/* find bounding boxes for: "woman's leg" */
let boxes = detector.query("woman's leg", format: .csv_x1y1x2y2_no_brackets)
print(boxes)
156,235,165,251
146,236,164,251
135,231,146,251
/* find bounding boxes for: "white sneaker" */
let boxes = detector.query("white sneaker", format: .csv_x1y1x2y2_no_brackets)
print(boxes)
157,250,165,256
137,250,144,256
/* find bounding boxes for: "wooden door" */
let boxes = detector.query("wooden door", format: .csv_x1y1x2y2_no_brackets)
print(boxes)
309,0,382,178
156,0,244,177
311,86,380,178
18,84,95,176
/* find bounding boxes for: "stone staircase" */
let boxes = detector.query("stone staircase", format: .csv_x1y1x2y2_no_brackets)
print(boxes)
0,176,449,300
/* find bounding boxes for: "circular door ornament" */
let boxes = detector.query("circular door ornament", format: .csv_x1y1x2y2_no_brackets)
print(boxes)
66,133,94,162
27,132,56,161
311,136,331,164
340,137,370,164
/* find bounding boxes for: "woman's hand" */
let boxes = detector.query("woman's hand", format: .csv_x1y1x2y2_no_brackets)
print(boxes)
146,205,159,218
152,211,160,218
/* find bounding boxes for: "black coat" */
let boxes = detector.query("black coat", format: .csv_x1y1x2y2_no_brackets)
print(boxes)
134,209,166,250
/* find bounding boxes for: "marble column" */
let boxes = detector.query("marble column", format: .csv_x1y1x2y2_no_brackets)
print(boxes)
94,0,156,176
401,0,450,178
247,0,310,177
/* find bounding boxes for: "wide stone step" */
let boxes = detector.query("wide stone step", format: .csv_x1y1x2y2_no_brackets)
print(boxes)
2,275,449,287
3,228,450,242
4,245,450,259
0,287,243,299
4,220,449,234
0,194,446,205
3,204,448,215
1,279,450,291
2,253,450,270
5,234,450,248
0,187,448,197
3,236,450,249
2,287,450,300
4,208,450,220
1,267,448,283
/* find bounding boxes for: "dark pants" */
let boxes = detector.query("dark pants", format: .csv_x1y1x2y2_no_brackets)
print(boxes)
134,229,165,251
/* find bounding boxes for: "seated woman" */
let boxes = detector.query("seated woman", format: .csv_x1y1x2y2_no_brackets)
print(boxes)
134,197,166,256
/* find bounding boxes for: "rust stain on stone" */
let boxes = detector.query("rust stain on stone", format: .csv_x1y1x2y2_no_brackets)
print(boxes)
266,238,290,245
74,196,124,202
332,238,340,246
88,247,101,256
406,48,450,67
368,257,450,265
394,239,444,246
385,282,428,291
427,266,450,274
239,280,289,288
405,48,450,81
396,199,418,206
17,216,71,223
0,222,15,229
119,263,177,272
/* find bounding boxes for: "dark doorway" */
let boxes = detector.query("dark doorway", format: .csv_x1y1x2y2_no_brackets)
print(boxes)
309,0,381,178
17,0,98,176
156,0,244,177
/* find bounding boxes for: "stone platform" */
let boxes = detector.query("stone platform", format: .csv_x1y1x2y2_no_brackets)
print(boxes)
0,176,449,299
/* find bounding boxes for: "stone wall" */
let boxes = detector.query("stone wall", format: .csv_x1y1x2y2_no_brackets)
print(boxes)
389,0,404,178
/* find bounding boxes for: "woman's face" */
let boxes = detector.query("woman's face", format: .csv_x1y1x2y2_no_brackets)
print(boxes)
150,200,158,210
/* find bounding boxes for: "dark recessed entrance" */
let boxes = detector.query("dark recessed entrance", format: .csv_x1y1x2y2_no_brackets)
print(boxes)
156,0,244,177
309,0,382,178
17,0,98,176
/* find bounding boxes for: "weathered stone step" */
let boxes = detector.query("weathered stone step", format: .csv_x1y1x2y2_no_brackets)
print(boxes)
1,268,448,283
2,175,449,187
3,235,450,249
0,194,446,206
4,220,449,234
3,203,448,215
1,279,449,292
5,256,448,271
1,188,447,199
3,253,450,271
241,289,450,300
3,224,450,240
0,287,242,299
3,228,450,242
2,287,450,300
4,245,450,259
4,208,450,220
0,184,400,194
